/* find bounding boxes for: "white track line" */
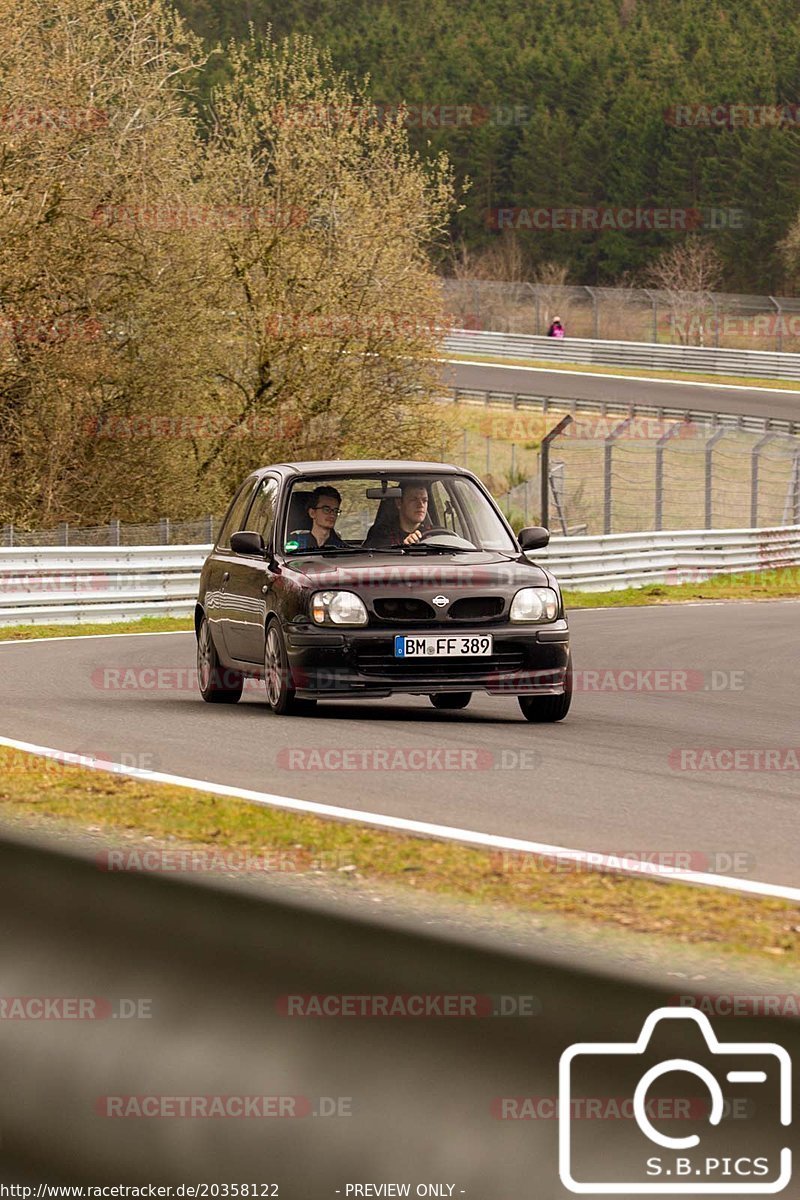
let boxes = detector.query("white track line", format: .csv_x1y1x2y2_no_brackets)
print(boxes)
0,629,192,646
441,356,800,396
1,733,798,904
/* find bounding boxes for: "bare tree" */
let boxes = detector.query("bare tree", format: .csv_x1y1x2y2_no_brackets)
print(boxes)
646,239,723,345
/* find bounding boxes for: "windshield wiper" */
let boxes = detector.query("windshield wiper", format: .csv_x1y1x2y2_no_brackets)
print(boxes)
401,544,475,554
285,546,363,556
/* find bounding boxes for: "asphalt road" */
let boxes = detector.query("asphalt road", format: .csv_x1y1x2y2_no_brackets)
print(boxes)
444,359,800,424
2,601,798,887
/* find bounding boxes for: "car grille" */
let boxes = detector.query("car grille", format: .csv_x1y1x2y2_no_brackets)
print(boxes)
447,596,504,621
373,597,436,623
353,640,525,678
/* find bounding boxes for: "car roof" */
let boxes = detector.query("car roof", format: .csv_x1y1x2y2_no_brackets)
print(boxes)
258,460,470,478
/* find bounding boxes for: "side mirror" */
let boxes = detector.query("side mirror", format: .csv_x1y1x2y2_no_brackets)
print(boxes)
230,530,265,557
517,526,550,551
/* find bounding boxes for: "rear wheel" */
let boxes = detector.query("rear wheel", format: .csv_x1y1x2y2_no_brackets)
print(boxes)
197,617,243,704
429,693,472,710
264,621,315,715
518,657,572,723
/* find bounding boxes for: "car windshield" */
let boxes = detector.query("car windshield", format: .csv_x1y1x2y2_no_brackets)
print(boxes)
282,473,517,555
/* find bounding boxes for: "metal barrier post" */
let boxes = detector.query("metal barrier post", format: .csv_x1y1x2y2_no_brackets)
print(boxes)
705,427,726,529
751,434,776,527
770,296,783,352
540,415,573,528
654,423,684,530
604,416,635,535
108,519,120,546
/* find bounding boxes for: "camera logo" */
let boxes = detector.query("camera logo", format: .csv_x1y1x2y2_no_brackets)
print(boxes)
559,1007,791,1193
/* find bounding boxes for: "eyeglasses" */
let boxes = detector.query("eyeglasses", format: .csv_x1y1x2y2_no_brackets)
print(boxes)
314,505,341,515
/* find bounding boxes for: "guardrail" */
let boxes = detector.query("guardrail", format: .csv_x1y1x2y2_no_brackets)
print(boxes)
535,525,800,591
444,385,800,436
0,525,798,625
0,545,206,625
445,326,800,382
0,823,796,1189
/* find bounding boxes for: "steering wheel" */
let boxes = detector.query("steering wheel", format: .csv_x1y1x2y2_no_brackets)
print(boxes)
416,526,453,540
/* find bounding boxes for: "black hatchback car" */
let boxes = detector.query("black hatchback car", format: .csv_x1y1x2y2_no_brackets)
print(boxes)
195,460,571,721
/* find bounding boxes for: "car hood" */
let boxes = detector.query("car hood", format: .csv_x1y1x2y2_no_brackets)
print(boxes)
282,549,551,592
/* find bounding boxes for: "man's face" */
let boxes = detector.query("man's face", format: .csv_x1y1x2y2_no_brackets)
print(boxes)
397,486,429,530
310,495,340,530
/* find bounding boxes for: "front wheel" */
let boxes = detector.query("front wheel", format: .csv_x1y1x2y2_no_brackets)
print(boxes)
430,693,472,710
197,616,243,704
518,657,572,723
264,621,315,715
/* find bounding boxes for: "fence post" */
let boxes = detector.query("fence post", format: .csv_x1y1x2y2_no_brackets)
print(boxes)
108,519,121,546
485,437,491,475
2,524,12,547
586,286,598,339
704,427,726,529
540,416,573,529
206,515,215,543
603,416,635,535
159,517,170,545
654,423,683,531
58,522,69,546
769,297,783,353
751,434,776,527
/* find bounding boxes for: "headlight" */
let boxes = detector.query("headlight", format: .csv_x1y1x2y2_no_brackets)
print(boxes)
311,590,368,626
509,587,559,622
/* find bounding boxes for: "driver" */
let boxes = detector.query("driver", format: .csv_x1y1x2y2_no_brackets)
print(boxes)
364,479,431,547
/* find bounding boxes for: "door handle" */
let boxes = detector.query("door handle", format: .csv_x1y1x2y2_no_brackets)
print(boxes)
222,571,230,583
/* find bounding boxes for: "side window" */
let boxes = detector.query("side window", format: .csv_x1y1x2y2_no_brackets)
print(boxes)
244,477,279,543
217,480,257,548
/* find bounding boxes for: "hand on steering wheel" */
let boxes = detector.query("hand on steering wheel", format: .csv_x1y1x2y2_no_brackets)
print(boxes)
403,525,451,544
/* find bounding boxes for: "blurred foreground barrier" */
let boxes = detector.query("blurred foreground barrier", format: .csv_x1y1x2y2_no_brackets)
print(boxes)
0,826,797,1194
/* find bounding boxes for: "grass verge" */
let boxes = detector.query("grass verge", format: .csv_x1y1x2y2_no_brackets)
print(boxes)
563,567,800,608
0,744,797,968
0,615,193,641
444,351,800,393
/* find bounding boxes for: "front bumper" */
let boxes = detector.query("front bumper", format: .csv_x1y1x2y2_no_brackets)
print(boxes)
285,620,570,698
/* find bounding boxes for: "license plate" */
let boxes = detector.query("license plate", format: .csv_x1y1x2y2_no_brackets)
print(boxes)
394,634,493,658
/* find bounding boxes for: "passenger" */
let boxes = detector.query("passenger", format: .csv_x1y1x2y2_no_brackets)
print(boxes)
289,486,347,550
364,480,431,547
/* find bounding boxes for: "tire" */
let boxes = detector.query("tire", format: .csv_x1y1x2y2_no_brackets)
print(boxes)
197,616,243,704
518,657,572,723
263,620,315,715
430,693,472,710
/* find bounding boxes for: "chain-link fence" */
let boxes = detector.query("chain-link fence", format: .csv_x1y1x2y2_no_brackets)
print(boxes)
441,406,800,536
0,516,219,547
6,409,800,543
444,279,800,351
